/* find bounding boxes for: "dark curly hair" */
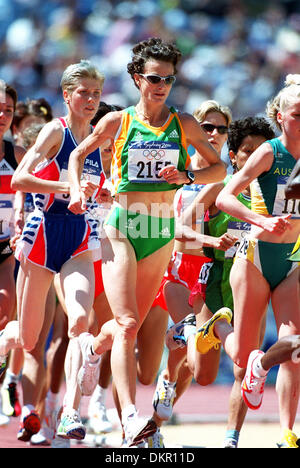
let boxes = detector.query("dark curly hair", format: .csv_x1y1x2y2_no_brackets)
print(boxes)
228,116,275,154
13,98,53,128
127,37,182,87
1,83,18,110
90,101,124,126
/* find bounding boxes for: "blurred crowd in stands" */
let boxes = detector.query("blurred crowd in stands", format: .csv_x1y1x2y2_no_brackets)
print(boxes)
0,0,299,119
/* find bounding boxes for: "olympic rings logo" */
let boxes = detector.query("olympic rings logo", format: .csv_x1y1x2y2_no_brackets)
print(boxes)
143,149,165,160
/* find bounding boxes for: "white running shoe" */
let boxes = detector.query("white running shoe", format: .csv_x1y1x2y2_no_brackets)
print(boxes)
0,357,7,379
165,313,196,351
123,413,157,447
78,333,101,396
51,433,71,448
0,413,9,426
30,426,51,446
51,410,70,448
88,402,113,434
223,438,238,448
0,404,9,427
30,407,58,446
145,428,165,448
0,391,10,427
0,331,7,378
121,437,146,448
152,372,176,421
241,350,267,410
56,409,86,440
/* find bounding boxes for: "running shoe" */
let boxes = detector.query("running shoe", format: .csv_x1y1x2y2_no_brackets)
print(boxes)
223,438,238,448
88,401,113,434
78,333,101,396
152,372,176,421
0,391,9,427
0,358,6,378
0,331,7,378
121,438,146,448
123,414,157,447
0,412,9,427
51,434,71,448
277,429,299,448
30,427,52,446
17,410,41,442
30,409,57,446
51,409,71,448
145,428,165,448
0,345,7,379
56,409,86,440
195,307,232,354
1,382,21,417
165,313,196,351
241,350,267,410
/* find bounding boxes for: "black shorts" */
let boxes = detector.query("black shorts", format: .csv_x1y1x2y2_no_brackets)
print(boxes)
0,239,14,265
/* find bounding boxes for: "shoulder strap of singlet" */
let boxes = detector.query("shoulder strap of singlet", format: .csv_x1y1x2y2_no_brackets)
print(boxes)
3,140,18,170
58,117,68,128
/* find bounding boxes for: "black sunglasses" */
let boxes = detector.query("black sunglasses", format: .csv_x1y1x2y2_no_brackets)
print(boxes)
139,74,176,86
201,123,229,135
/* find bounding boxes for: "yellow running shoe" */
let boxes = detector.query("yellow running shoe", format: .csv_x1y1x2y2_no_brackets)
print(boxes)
195,307,232,354
277,429,299,448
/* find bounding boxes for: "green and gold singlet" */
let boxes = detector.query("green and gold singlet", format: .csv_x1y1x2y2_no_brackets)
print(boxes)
110,106,191,194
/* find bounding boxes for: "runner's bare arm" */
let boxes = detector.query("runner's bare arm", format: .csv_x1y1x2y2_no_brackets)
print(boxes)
68,111,122,213
176,181,237,249
216,142,292,234
11,120,68,194
159,113,226,185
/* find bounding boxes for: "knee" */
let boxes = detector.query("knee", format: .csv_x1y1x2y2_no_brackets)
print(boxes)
138,371,155,386
68,313,89,339
179,360,193,382
233,364,246,384
115,315,140,342
0,315,10,330
20,326,40,352
24,345,44,361
280,335,300,365
230,346,249,369
233,354,248,369
194,369,216,386
21,336,38,353
283,335,300,353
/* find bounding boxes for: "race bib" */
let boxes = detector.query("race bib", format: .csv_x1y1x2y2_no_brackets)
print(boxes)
236,236,251,259
55,168,100,205
274,176,300,218
0,198,14,239
128,141,179,183
198,262,214,285
225,220,251,258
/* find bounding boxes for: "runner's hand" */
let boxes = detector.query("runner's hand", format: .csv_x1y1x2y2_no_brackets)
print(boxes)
158,165,188,185
68,189,87,214
96,187,113,204
80,180,98,199
261,214,292,235
213,233,238,251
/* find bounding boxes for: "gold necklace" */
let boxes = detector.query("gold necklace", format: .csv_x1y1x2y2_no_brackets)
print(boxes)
135,106,169,126
135,106,152,121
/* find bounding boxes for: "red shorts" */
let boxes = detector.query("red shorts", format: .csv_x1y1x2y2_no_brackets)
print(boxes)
94,259,104,299
152,276,168,310
188,261,213,307
151,251,212,311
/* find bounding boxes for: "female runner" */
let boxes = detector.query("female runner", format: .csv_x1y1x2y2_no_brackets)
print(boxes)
68,38,226,446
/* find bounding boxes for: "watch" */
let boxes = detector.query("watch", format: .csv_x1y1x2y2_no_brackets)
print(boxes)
185,170,195,185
